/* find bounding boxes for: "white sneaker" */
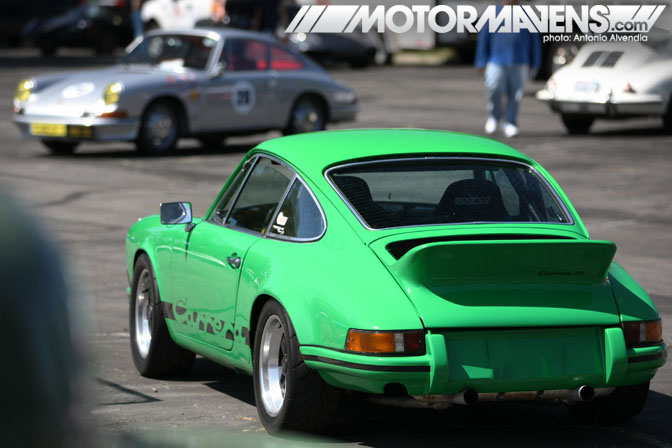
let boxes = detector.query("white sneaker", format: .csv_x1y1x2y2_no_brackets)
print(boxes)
485,117,497,135
503,123,519,138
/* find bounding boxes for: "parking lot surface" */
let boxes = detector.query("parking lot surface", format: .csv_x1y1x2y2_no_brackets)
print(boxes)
1,49,670,447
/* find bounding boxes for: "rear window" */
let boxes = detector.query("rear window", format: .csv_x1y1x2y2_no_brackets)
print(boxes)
328,159,570,229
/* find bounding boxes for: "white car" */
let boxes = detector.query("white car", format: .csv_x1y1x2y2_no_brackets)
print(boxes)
536,40,672,134
141,0,211,30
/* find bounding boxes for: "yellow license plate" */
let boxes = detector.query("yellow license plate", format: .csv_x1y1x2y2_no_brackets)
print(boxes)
31,123,67,137
68,125,93,138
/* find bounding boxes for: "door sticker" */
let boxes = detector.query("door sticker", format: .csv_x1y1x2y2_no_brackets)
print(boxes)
231,81,256,115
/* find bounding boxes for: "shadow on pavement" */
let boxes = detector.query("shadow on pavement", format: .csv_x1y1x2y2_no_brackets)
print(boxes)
36,142,258,159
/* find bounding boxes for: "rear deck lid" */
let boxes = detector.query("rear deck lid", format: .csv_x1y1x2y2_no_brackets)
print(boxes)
371,236,621,329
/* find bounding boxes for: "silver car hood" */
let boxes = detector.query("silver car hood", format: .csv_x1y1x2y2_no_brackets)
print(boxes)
24,65,195,118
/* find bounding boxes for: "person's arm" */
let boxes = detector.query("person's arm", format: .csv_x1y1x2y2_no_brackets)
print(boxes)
474,29,490,69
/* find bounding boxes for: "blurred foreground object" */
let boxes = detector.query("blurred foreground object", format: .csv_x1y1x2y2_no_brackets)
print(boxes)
0,191,77,448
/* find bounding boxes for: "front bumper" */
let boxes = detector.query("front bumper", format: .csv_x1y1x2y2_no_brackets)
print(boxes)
301,327,667,396
536,90,666,117
13,114,140,142
329,103,359,124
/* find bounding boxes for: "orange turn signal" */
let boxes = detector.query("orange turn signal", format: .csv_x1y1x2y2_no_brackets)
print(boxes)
99,110,128,118
622,319,663,347
345,330,425,355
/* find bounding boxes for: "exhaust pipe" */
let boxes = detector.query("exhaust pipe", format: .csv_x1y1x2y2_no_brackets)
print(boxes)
452,388,479,405
567,385,595,403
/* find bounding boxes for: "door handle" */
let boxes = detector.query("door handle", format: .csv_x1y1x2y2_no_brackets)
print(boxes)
226,255,241,269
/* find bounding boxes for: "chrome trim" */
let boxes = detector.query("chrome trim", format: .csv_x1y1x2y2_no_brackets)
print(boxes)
324,156,575,232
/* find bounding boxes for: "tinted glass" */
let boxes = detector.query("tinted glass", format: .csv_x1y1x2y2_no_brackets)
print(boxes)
124,35,216,70
227,158,293,233
269,181,324,239
212,162,252,223
271,46,304,71
329,159,569,229
225,39,268,71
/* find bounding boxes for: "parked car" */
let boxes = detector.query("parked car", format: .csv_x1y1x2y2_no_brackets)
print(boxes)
126,129,666,434
141,0,212,31
12,28,358,155
0,0,77,47
536,40,672,134
22,0,134,56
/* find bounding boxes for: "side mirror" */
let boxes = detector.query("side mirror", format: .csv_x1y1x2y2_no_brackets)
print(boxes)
210,62,226,79
160,202,192,225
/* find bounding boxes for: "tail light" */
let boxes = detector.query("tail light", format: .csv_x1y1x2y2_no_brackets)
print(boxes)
622,319,662,346
345,329,425,355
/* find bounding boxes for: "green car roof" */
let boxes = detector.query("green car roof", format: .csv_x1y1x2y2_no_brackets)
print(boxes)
256,129,534,171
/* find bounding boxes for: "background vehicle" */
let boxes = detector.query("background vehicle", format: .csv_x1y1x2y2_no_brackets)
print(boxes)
141,0,212,31
12,28,358,155
0,0,78,47
126,129,666,434
22,0,134,56
537,39,672,134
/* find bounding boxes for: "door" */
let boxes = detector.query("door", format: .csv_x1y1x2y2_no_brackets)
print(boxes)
201,38,277,131
170,156,295,350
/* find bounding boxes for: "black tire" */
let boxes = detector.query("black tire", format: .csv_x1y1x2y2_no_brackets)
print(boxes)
561,114,594,135
253,300,342,434
136,101,181,155
95,34,116,56
38,41,58,57
284,96,326,135
662,100,672,133
130,253,195,377
197,134,227,149
41,140,79,156
567,381,650,423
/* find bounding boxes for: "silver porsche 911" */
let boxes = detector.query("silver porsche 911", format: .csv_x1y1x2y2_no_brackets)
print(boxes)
12,28,358,155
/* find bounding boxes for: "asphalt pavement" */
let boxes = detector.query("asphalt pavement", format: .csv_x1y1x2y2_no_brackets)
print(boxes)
0,48,670,447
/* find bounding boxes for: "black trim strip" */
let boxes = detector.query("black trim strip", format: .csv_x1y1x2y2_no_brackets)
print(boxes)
303,355,430,372
627,352,666,364
433,324,620,333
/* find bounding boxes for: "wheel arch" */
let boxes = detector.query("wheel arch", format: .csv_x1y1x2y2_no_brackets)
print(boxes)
249,293,280,354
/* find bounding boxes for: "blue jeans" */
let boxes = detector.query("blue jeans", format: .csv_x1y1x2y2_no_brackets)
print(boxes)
132,10,143,39
484,63,528,126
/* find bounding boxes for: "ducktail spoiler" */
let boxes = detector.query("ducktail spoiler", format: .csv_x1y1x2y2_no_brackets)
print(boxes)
390,240,617,287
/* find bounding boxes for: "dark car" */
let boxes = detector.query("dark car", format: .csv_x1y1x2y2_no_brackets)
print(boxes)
0,0,77,47
23,0,134,56
285,5,388,68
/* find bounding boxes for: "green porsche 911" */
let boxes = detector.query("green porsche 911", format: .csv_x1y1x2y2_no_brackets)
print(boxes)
125,129,666,434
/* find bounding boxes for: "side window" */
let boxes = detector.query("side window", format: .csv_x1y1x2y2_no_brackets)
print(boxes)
227,158,293,233
269,180,325,239
271,46,304,71
212,160,253,223
224,39,268,71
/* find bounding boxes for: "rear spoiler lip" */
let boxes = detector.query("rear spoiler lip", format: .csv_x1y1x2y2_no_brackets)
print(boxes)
390,239,617,287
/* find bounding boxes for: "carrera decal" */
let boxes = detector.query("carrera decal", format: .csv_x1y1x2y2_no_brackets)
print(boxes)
231,81,255,115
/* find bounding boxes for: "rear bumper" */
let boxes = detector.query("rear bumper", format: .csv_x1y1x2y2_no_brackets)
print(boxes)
301,327,666,396
13,114,140,142
329,103,359,124
536,90,666,117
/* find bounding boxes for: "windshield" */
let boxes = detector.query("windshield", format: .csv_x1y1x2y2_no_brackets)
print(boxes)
329,158,571,229
123,34,217,70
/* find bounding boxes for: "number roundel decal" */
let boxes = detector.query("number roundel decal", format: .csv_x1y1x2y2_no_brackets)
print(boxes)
232,81,256,115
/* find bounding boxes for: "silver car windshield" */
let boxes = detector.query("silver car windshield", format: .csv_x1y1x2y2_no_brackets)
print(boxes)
329,158,571,229
123,34,217,70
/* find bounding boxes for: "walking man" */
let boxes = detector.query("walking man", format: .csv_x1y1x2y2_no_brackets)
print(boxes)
475,0,541,137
